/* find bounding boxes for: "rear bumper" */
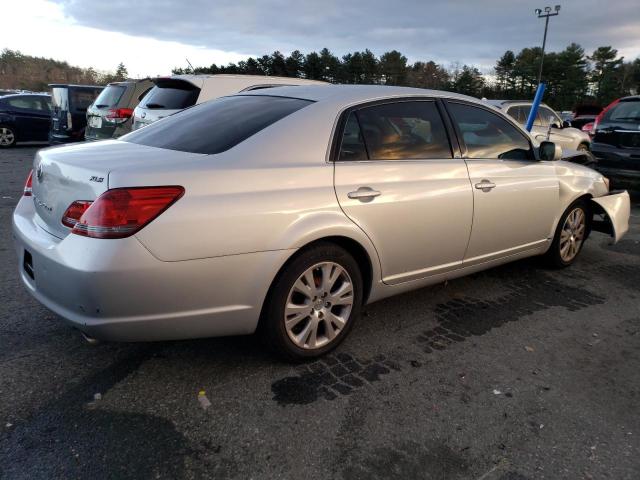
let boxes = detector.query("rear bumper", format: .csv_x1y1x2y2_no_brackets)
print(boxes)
12,197,288,341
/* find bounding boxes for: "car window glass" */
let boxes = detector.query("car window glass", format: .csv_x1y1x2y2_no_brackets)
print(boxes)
507,106,526,124
447,102,533,160
605,100,640,122
338,112,368,161
69,89,102,112
122,95,312,155
40,97,52,111
141,84,200,110
538,107,558,127
7,97,41,110
354,101,451,160
93,85,126,108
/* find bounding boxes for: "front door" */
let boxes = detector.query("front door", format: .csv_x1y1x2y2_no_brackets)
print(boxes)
333,99,473,284
445,101,560,264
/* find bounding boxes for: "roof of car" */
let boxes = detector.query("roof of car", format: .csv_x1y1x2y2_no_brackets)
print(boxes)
484,99,551,109
48,84,104,88
0,93,50,98
240,84,483,105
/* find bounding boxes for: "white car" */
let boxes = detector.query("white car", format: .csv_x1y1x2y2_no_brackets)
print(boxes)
14,85,630,360
131,74,326,130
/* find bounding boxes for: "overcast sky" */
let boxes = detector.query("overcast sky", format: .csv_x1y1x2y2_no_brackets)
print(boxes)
2,0,639,77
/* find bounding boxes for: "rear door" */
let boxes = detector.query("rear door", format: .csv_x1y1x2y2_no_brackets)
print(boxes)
5,96,50,141
333,99,473,285
444,101,559,264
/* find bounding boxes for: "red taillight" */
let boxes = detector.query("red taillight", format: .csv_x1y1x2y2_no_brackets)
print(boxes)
582,122,594,136
61,200,93,228
24,170,33,196
105,108,134,124
592,99,620,134
71,186,184,239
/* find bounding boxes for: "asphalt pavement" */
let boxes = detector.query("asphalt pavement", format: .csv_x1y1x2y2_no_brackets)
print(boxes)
1,146,639,479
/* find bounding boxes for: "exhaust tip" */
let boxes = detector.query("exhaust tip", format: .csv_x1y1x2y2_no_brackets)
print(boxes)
80,330,101,345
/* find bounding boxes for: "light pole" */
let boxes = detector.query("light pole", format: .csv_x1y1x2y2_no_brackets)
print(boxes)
535,5,561,86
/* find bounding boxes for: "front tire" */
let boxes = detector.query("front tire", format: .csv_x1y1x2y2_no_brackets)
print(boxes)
544,199,589,268
261,242,363,361
0,125,16,148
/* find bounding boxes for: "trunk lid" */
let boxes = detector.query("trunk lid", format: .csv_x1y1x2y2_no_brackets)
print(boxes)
30,140,203,239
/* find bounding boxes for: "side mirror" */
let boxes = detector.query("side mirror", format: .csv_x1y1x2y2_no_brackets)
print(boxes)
539,141,562,161
562,120,571,128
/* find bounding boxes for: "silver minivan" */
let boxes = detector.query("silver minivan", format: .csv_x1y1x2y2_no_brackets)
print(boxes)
132,74,326,130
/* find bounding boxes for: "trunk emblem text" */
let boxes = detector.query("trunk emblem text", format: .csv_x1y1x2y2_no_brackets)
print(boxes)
90,176,104,183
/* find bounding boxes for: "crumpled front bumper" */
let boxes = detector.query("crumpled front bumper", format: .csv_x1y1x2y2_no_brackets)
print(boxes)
591,190,631,244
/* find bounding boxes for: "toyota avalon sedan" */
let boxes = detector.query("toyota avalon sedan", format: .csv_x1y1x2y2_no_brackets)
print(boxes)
13,85,630,360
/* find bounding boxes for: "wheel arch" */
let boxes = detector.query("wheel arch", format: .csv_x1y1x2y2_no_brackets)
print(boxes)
257,234,378,334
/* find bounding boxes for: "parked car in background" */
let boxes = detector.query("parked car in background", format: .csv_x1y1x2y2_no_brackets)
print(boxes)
591,96,640,190
570,104,603,132
0,93,51,147
132,74,326,130
49,84,103,144
13,85,629,360
85,79,154,141
487,100,592,152
0,89,20,97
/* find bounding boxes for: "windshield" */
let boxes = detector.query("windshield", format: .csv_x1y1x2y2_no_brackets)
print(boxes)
93,85,126,108
140,80,200,110
123,95,312,154
604,100,640,122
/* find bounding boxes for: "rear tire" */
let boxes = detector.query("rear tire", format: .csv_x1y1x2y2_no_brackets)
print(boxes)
261,242,363,362
0,125,16,148
544,199,590,268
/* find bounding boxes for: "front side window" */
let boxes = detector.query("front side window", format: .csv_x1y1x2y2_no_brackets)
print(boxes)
122,95,312,154
352,101,451,160
538,106,560,127
447,102,533,160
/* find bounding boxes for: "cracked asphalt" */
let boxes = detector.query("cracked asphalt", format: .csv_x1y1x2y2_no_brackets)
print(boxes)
1,146,639,479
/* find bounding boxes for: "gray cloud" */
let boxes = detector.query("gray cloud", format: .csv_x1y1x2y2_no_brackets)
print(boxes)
53,0,640,70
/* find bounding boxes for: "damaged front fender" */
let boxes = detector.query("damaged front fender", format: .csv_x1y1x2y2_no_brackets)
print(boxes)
591,190,631,244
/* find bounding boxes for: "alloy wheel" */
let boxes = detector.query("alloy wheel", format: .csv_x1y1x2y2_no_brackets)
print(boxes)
284,262,354,350
0,127,15,146
559,207,586,262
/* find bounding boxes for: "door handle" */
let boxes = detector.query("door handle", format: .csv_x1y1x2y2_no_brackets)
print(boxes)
474,180,496,192
348,187,381,201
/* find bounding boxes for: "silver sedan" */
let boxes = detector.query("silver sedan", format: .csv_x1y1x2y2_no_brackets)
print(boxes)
13,85,630,360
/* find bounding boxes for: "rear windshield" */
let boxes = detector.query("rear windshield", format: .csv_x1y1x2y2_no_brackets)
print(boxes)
122,95,312,154
140,80,200,110
93,85,126,108
51,87,102,112
70,88,102,112
603,100,640,122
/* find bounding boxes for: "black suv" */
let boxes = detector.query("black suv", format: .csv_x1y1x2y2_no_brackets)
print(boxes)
591,96,640,190
49,84,103,144
0,94,51,148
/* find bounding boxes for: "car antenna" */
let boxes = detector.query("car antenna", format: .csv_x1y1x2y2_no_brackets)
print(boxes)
185,58,195,73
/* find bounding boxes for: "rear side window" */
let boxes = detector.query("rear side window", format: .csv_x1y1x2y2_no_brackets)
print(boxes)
604,100,640,122
447,102,534,160
141,81,200,110
122,95,312,154
338,113,368,161
341,101,451,161
93,85,126,108
6,96,44,110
